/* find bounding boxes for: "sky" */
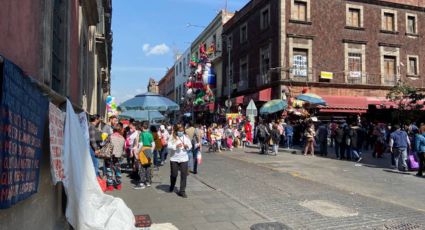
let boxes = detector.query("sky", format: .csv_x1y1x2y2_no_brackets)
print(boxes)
111,0,250,104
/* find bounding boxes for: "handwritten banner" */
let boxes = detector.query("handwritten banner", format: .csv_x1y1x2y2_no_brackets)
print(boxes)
0,59,48,208
49,103,65,184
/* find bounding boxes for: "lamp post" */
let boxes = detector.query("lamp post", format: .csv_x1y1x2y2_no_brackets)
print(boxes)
223,34,232,113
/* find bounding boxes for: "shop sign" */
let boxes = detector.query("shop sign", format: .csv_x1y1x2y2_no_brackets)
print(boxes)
292,55,308,77
349,71,362,78
320,71,333,79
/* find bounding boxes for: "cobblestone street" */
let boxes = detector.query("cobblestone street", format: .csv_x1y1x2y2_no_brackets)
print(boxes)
113,147,425,229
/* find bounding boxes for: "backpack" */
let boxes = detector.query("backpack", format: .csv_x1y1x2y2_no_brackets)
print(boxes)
257,125,268,140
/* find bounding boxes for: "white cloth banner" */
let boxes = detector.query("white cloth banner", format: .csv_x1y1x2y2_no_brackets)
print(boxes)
63,100,135,230
48,102,65,184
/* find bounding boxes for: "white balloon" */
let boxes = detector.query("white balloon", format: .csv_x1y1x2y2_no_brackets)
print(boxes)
202,70,209,84
187,88,193,95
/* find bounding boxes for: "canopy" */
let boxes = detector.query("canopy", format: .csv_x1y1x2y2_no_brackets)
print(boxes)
118,110,165,121
259,99,288,115
296,93,326,106
118,92,180,112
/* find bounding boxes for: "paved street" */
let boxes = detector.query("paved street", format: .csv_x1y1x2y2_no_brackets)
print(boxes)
112,146,425,230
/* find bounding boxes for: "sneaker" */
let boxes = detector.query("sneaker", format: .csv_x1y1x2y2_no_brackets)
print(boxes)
116,184,122,190
146,182,151,187
160,161,165,166
356,157,363,163
133,183,146,190
106,185,114,191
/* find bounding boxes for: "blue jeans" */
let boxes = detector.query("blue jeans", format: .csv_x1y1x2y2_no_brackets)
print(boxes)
160,147,168,162
187,150,193,171
286,135,293,148
192,148,199,173
153,149,160,166
89,148,100,176
351,148,361,160
393,148,408,171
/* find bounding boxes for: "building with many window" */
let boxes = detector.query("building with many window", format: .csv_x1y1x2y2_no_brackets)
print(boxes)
0,0,112,228
222,0,425,113
174,48,191,106
158,66,175,101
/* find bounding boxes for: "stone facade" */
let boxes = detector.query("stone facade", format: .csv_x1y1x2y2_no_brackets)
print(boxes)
0,1,112,229
222,0,425,102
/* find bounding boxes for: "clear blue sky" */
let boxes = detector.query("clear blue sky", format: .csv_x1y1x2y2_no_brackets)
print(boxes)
111,0,249,104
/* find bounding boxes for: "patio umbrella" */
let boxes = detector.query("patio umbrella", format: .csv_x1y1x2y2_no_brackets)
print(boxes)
118,92,180,112
260,99,288,115
118,110,165,122
296,93,326,106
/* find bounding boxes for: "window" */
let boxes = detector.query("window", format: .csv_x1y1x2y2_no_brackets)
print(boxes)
383,56,396,84
347,8,361,27
348,53,362,80
261,6,270,29
383,12,395,31
407,15,417,34
292,49,308,77
293,1,307,21
240,24,247,43
408,56,418,75
239,56,248,84
52,0,65,94
260,46,271,84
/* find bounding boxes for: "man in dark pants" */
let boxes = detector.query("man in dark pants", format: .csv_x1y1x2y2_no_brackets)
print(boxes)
334,124,344,159
255,120,270,154
317,123,328,156
389,124,410,172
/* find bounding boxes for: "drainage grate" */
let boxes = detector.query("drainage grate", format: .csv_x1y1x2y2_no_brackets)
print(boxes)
381,221,424,230
250,222,292,230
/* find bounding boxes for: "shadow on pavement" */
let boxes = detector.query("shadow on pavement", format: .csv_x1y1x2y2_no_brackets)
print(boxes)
155,184,171,193
382,169,412,175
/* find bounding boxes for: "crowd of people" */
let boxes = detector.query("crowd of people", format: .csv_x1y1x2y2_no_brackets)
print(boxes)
86,114,424,198
87,115,205,198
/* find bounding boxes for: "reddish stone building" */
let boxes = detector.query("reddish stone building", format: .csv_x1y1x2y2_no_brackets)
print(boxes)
223,0,425,113
158,66,176,101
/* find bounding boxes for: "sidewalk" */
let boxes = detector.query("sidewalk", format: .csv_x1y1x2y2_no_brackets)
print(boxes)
110,163,268,230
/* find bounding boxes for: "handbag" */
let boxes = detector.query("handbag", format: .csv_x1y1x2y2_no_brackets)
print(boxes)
98,141,113,158
197,152,202,165
139,147,152,166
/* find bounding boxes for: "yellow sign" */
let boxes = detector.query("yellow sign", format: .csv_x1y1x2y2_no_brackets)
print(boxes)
226,113,240,119
320,71,333,79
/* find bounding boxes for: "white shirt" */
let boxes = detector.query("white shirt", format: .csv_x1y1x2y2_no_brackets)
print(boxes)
168,135,192,163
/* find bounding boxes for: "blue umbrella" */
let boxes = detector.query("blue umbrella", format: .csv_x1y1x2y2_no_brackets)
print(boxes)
118,110,165,121
118,92,180,112
296,93,326,106
260,99,288,115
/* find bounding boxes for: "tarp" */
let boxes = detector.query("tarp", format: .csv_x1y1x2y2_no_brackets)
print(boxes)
62,100,135,230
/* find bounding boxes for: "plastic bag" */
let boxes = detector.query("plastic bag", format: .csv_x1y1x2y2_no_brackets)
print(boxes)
197,152,202,165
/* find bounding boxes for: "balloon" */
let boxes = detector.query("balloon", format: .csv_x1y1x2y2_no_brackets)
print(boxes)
186,81,193,88
187,88,193,95
106,96,113,104
101,133,108,141
202,69,209,84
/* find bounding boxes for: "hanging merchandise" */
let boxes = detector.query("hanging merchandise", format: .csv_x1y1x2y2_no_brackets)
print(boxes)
106,96,117,116
184,43,216,108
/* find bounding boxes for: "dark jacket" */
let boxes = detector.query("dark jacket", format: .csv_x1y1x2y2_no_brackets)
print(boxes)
271,128,281,144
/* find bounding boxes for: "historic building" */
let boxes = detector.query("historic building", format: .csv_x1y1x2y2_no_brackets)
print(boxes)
158,66,176,101
222,0,425,113
147,78,159,93
191,10,234,109
0,0,112,228
174,48,191,106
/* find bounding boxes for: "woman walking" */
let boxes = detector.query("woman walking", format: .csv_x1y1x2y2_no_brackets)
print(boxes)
107,123,125,190
304,123,316,156
167,124,192,198
415,125,425,177
270,124,281,156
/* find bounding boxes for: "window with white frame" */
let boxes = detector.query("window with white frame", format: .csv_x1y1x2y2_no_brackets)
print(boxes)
347,8,361,27
292,49,308,77
407,15,417,34
348,53,362,78
292,0,307,21
240,23,248,43
408,56,419,76
261,5,270,30
382,10,397,32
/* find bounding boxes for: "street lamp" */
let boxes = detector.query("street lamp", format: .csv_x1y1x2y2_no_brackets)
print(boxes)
222,34,232,113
